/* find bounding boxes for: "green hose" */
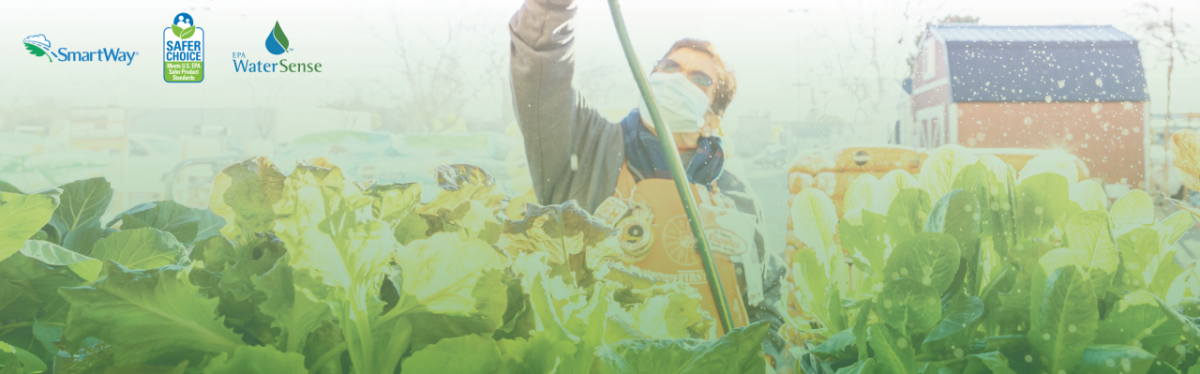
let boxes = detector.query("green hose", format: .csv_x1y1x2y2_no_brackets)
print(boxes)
604,0,736,334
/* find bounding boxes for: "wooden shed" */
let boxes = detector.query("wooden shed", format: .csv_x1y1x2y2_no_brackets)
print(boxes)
908,24,1149,190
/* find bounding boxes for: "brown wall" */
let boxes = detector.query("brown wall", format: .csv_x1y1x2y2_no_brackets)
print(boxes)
955,101,1146,187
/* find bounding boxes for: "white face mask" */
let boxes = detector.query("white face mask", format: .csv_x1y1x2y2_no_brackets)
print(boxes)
639,72,713,133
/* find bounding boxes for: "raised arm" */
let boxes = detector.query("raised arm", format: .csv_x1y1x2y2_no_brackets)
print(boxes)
509,0,625,213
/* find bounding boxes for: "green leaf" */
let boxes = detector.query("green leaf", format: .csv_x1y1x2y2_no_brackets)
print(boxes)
812,329,857,360
1096,291,1181,354
964,351,1018,374
924,189,982,260
418,164,506,216
203,345,307,374
62,225,110,256
497,201,621,286
0,180,21,193
59,263,243,365
883,232,960,294
922,290,985,356
875,279,941,336
251,256,331,353
1066,210,1120,297
793,249,830,326
789,189,839,261
874,169,921,214
363,182,422,224
0,277,40,320
394,233,507,320
1152,294,1200,347
19,240,101,281
1117,228,1162,291
171,24,183,38
1070,180,1108,212
48,178,112,242
23,42,46,59
595,322,769,374
210,158,286,240
180,26,195,39
1030,262,1098,374
836,358,875,374
844,174,880,214
1110,190,1155,238
194,208,226,243
0,192,57,263
886,188,933,247
270,165,397,373
496,333,576,373
827,287,849,333
920,144,977,201
110,201,200,245
607,282,713,340
0,341,46,373
90,228,185,270
853,299,872,361
272,21,289,50
868,324,917,374
840,210,887,277
1020,153,1082,184
401,334,500,374
1079,345,1155,374
1155,211,1194,249
393,212,429,245
1016,173,1081,240
1148,249,1184,299
953,158,1017,259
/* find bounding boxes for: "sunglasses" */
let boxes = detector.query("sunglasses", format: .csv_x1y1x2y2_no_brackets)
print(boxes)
654,59,714,88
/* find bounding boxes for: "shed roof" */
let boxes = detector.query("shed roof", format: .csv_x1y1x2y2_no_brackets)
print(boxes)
929,24,1148,103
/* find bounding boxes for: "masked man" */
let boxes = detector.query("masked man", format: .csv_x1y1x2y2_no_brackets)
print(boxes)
509,0,790,370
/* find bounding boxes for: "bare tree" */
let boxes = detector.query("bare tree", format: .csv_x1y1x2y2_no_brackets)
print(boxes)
363,10,509,134
1130,2,1194,193
244,81,290,140
808,0,949,139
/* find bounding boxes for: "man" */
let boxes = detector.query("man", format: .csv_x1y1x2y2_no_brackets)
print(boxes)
509,0,789,370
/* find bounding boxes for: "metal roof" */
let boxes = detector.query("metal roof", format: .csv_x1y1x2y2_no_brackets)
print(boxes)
932,24,1138,43
930,25,1148,103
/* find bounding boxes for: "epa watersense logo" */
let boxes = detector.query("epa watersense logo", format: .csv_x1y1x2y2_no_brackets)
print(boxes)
22,34,139,65
163,13,204,83
233,21,323,73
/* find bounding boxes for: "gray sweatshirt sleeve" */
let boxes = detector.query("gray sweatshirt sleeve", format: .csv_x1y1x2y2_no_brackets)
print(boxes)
509,0,626,213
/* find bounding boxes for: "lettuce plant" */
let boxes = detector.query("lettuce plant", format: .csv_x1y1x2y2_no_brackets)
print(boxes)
787,145,1200,374
0,159,769,373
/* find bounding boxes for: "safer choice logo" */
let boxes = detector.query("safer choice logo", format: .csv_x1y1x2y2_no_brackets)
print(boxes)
22,34,139,65
233,21,322,73
163,13,204,83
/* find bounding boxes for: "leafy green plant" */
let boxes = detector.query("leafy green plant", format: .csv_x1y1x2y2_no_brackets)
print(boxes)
0,159,770,373
787,144,1200,374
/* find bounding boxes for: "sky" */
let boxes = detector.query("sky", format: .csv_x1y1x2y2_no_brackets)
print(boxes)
2,0,1198,138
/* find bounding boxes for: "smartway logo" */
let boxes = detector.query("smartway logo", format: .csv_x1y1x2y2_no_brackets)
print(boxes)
163,13,204,83
233,21,322,73
22,34,139,65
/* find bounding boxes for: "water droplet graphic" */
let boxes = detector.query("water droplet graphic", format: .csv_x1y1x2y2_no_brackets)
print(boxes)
265,21,289,55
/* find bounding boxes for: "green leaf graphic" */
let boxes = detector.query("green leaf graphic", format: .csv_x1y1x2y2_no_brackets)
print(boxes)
171,25,183,38
180,26,196,40
273,21,289,51
24,42,52,62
